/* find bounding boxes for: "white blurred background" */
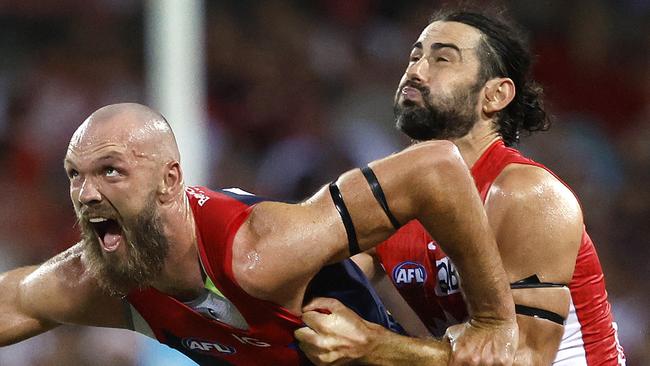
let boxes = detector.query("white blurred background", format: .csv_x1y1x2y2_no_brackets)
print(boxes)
0,0,648,364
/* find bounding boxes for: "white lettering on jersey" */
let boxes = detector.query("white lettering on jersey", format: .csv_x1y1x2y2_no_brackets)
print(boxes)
435,257,461,296
186,187,211,206
182,338,236,354
392,261,427,286
231,334,271,347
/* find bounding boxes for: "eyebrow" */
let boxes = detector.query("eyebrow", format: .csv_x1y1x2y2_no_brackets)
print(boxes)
431,42,462,54
96,154,123,162
411,41,464,59
63,152,124,168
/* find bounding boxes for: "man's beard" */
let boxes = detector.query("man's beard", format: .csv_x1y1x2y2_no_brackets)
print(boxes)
79,198,169,296
394,80,482,141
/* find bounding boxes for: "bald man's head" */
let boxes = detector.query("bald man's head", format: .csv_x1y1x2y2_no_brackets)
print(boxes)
64,103,183,295
64,102,186,218
69,103,180,164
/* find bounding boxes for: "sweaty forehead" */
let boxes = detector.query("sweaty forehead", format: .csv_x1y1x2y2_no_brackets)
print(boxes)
67,113,164,160
416,21,484,50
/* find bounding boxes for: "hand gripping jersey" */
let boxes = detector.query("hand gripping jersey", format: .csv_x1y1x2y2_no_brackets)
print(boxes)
376,140,625,365
126,187,402,366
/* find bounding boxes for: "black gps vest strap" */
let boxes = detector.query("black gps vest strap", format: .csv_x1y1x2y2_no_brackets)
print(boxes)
515,304,565,325
510,274,567,324
361,166,402,230
329,182,360,256
510,274,568,289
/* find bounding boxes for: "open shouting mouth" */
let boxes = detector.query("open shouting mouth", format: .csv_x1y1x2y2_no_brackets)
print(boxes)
88,217,124,252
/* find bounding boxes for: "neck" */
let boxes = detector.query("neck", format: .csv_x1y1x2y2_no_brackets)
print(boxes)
152,189,204,300
450,122,501,168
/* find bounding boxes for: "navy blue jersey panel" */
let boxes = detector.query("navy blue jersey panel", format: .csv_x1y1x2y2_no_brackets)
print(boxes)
305,259,405,335
217,189,270,206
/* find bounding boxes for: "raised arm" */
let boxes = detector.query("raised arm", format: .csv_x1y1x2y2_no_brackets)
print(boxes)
296,164,582,366
0,243,130,346
233,140,517,364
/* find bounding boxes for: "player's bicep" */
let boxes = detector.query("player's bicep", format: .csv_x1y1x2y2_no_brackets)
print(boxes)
486,165,583,284
232,191,350,300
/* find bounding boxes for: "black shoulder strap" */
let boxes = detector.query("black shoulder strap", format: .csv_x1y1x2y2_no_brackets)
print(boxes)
361,166,402,230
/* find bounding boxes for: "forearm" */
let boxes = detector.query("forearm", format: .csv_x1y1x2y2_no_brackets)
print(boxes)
344,142,514,321
362,325,449,366
416,158,514,322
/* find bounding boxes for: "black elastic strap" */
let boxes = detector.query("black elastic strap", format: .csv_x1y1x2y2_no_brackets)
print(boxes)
510,274,568,289
515,304,565,325
329,182,360,256
360,166,402,230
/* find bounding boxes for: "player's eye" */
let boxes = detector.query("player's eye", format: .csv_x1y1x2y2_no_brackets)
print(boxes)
105,167,119,177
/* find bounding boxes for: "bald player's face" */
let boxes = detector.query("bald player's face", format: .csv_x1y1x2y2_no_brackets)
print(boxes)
64,117,169,294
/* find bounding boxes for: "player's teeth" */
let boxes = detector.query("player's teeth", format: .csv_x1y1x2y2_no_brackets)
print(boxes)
89,217,108,223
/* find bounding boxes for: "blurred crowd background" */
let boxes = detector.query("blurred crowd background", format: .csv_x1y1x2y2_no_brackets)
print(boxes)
0,0,648,364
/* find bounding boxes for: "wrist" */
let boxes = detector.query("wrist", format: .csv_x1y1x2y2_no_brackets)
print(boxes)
357,321,389,364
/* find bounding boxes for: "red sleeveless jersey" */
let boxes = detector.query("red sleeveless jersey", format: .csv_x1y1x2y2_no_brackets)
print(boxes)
376,140,625,365
127,187,305,365
126,186,402,366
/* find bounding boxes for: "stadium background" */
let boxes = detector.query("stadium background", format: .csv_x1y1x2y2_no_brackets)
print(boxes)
0,0,647,364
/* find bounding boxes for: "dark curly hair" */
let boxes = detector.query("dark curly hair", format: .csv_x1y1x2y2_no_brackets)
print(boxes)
430,8,550,146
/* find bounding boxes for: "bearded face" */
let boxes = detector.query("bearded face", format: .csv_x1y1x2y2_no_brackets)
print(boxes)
394,78,483,141
77,195,169,296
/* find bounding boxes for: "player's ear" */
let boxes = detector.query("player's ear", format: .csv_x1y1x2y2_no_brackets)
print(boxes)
159,160,183,202
481,77,515,115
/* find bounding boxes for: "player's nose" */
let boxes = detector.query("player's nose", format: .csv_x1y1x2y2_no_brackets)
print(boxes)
406,57,429,85
78,178,102,206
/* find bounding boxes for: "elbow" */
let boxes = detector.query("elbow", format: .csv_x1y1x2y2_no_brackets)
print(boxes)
415,141,468,178
413,142,473,196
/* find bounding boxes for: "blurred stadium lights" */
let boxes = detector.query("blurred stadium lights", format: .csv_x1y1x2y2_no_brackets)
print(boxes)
144,0,208,185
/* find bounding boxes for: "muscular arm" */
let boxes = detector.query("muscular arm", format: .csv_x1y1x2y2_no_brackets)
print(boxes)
296,164,582,365
234,141,515,325
0,243,130,346
233,141,515,365
486,164,582,364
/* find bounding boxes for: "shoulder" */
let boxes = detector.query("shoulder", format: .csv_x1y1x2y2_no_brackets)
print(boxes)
485,164,583,282
488,163,582,221
24,243,89,291
22,243,126,327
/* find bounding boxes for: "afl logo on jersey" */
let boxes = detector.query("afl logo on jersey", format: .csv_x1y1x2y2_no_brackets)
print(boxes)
182,338,236,355
392,261,427,286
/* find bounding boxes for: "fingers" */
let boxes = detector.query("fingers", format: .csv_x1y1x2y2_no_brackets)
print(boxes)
302,297,345,312
294,326,318,343
295,326,342,366
445,322,516,366
301,310,332,333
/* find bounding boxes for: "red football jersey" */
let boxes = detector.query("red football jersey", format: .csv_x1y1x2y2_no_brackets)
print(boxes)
127,187,304,365
376,140,626,365
126,186,402,366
